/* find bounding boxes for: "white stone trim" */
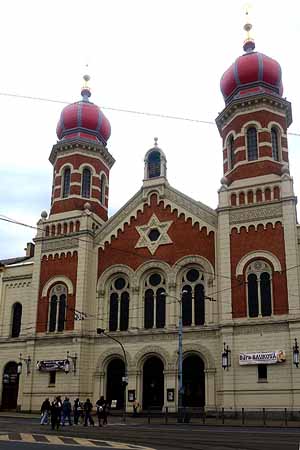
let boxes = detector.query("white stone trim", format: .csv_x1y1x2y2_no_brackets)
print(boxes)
97,264,135,292
42,276,74,297
220,106,287,132
235,251,282,276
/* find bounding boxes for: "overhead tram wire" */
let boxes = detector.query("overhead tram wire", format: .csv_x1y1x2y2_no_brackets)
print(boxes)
0,90,300,136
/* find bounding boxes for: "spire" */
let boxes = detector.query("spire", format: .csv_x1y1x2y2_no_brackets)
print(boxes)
81,74,91,101
243,4,255,53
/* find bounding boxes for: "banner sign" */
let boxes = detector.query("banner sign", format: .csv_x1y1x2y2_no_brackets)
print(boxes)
239,351,286,365
37,359,68,372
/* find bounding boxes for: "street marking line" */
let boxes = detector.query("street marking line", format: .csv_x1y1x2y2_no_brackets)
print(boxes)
44,434,67,445
0,435,9,440
20,433,36,442
72,437,98,447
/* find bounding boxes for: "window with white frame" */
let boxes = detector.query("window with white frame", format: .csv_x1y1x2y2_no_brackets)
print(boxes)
181,268,205,326
109,277,130,332
246,260,272,317
82,167,91,198
62,167,71,198
100,174,106,205
228,135,235,169
271,127,280,161
48,284,67,332
144,273,166,329
247,127,258,161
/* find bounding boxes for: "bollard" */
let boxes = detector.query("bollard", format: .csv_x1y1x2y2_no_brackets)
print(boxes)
263,408,266,426
165,406,168,424
242,407,245,425
222,407,225,425
284,408,288,427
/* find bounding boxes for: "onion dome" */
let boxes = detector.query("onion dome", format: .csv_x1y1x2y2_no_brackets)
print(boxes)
56,75,111,144
220,16,283,104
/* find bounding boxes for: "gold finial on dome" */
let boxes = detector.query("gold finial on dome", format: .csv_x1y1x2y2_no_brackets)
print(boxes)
243,3,255,53
81,72,91,101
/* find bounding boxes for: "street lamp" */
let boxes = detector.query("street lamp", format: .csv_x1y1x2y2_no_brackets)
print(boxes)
97,328,128,422
64,351,78,374
293,338,299,368
222,343,231,370
18,353,31,375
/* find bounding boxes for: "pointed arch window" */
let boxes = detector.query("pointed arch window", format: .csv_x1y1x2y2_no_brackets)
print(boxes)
228,135,235,169
62,167,71,198
82,168,91,198
271,127,280,161
182,268,205,326
48,284,67,332
100,174,106,205
148,151,161,178
109,277,130,332
247,127,258,161
11,303,22,337
247,260,272,318
143,273,166,329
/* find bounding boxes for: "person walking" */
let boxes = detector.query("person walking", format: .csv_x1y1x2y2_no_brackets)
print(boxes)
40,398,51,425
96,396,108,426
83,398,94,426
73,398,81,425
62,397,72,426
50,396,62,431
132,399,140,417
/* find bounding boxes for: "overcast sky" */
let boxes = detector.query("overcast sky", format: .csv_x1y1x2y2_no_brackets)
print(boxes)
0,0,300,259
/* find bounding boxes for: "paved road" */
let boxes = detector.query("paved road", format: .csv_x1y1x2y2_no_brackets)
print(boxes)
1,416,300,449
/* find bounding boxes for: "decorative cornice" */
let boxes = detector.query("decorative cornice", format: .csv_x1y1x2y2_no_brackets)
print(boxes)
49,139,115,169
41,237,79,253
229,203,282,225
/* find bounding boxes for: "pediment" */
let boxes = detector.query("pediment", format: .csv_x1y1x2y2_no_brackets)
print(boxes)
95,183,217,248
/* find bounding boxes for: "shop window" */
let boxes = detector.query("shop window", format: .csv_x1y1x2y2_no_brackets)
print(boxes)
257,364,268,381
48,284,67,332
109,277,130,332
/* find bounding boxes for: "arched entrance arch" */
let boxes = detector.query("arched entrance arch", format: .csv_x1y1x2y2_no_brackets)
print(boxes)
1,362,20,410
142,356,164,410
182,354,205,407
106,358,125,410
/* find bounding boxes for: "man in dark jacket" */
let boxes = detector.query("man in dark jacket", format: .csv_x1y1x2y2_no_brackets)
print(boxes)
50,396,62,430
40,398,51,425
62,397,72,426
83,398,94,426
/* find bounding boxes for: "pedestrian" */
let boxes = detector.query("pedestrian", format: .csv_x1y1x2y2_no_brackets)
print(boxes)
83,398,94,426
96,395,108,426
73,398,81,425
50,396,62,431
132,399,140,417
40,397,51,425
62,396,72,426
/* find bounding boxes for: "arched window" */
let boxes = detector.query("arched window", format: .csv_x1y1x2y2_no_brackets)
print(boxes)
247,127,258,161
247,261,272,318
148,151,161,178
62,167,71,198
48,284,67,332
143,273,166,329
271,127,280,161
228,135,235,169
82,168,91,198
182,268,205,326
109,277,130,332
100,174,106,205
11,303,22,337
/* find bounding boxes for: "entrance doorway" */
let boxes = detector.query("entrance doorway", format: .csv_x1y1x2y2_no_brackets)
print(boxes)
142,356,164,410
106,359,125,410
182,354,205,407
1,362,20,410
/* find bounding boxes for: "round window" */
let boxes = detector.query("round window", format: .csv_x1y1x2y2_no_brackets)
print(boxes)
148,228,160,242
186,269,200,282
149,273,162,286
114,277,126,290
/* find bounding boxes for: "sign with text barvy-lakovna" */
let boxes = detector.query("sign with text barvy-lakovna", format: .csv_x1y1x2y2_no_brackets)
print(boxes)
36,359,68,372
239,351,286,365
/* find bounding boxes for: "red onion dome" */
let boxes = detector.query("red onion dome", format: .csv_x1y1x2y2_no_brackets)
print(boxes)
220,41,283,104
56,79,111,145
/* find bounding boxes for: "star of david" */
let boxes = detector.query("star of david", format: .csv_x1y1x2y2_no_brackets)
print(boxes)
135,213,173,255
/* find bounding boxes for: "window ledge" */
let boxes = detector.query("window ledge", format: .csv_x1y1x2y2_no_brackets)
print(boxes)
257,379,268,383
